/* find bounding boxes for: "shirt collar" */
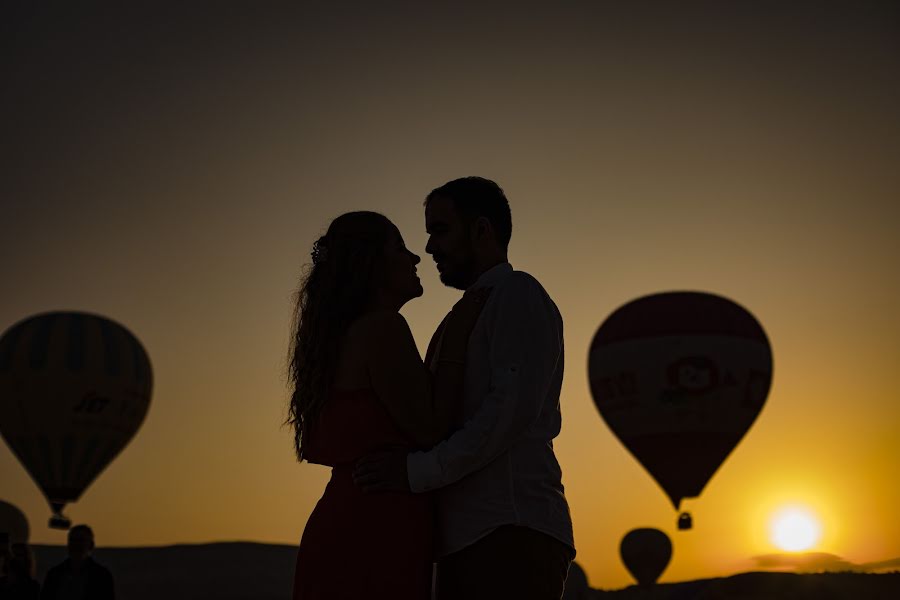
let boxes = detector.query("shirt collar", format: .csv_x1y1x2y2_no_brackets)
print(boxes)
470,262,512,289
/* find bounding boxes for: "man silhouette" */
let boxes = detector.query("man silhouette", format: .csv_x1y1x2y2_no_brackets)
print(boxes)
355,177,575,599
40,525,114,600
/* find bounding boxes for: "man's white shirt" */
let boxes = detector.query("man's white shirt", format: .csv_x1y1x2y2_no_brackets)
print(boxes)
407,262,575,557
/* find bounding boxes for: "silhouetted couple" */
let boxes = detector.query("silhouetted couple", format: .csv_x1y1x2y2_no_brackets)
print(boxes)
289,177,575,599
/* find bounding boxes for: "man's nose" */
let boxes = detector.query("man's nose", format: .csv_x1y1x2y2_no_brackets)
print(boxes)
412,253,421,265
424,237,435,255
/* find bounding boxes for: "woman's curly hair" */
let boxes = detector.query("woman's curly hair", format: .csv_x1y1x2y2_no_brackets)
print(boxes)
287,211,393,461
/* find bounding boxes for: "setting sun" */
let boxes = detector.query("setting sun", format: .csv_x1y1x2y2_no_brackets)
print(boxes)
770,507,823,552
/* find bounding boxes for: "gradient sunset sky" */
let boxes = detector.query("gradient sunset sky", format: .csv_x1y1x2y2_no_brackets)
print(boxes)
2,1,898,588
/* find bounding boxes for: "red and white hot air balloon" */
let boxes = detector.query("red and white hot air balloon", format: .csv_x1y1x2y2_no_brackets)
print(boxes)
589,292,772,528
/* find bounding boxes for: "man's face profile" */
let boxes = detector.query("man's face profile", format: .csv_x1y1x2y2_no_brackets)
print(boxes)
425,195,477,290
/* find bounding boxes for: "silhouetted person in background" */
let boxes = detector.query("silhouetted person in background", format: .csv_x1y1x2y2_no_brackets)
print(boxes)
0,543,40,600
40,525,114,600
0,534,9,584
289,211,490,599
354,177,575,600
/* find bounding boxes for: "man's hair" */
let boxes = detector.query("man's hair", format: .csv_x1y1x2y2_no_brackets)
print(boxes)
69,524,94,541
425,177,512,249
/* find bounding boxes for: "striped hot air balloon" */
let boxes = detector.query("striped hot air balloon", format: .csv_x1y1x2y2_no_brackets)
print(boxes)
0,312,152,529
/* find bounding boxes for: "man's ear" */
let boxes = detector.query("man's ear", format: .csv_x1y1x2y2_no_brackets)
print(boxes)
473,216,493,242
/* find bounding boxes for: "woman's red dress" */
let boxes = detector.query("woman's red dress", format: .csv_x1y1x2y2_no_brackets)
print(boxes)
292,388,433,599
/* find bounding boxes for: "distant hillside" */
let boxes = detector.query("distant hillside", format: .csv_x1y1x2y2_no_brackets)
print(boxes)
587,571,900,600
32,542,297,600
30,543,900,600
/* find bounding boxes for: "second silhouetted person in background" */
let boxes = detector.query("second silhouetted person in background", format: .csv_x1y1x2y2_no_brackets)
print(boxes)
40,525,114,600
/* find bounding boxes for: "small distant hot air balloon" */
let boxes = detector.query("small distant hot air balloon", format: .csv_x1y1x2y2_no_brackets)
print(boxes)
0,312,152,529
589,292,772,528
620,528,672,586
0,500,29,544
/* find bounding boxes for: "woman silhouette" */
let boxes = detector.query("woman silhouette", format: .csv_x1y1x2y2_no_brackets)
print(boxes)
288,211,487,599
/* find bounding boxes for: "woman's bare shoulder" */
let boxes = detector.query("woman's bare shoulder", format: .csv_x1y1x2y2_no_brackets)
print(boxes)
334,312,411,388
347,310,411,343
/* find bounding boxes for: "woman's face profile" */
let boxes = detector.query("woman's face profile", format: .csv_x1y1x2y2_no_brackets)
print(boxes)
378,225,423,306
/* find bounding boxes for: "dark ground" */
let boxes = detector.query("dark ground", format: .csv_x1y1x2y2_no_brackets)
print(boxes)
33,542,296,600
30,543,900,600
589,572,900,600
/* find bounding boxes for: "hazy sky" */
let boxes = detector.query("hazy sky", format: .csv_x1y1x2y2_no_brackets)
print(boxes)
2,1,898,588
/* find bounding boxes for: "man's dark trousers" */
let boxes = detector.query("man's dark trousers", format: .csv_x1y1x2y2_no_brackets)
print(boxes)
435,525,575,600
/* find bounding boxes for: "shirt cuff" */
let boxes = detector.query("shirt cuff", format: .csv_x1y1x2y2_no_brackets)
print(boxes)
407,449,442,493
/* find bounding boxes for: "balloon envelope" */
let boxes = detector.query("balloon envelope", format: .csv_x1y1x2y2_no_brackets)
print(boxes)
0,312,152,520
0,500,29,544
589,292,772,509
620,528,672,585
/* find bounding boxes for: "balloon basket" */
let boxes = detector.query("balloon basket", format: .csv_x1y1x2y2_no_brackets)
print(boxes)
49,515,71,530
677,512,693,530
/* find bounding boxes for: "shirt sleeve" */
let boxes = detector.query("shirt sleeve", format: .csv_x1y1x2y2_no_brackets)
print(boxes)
407,273,561,492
